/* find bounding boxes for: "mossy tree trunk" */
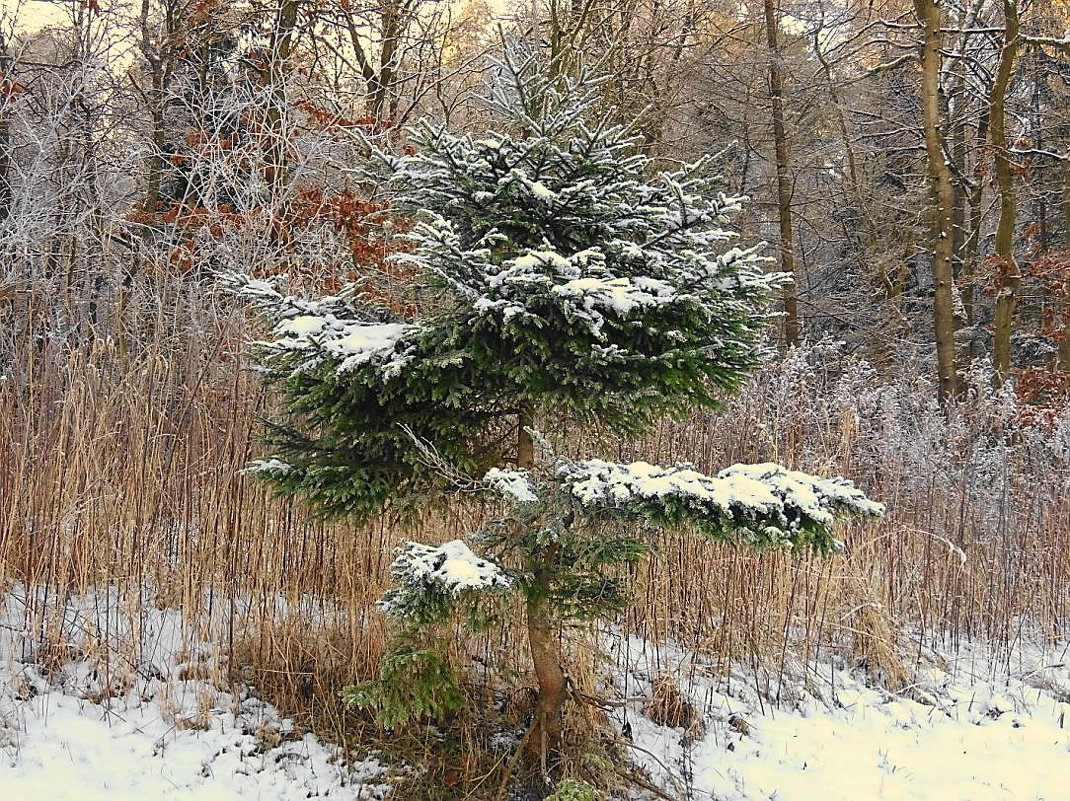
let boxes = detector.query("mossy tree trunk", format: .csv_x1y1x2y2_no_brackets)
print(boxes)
915,0,960,402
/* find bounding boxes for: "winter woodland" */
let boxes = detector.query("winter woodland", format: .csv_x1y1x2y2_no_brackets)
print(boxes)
1,1,1069,799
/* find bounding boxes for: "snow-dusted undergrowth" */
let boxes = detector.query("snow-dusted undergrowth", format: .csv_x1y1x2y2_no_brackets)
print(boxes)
0,588,389,801
4,585,1070,801
614,631,1070,801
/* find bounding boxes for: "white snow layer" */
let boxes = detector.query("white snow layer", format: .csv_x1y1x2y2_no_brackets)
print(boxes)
385,539,511,597
272,315,417,373
484,467,538,503
529,181,556,202
240,458,292,475
617,632,1070,801
550,275,679,316
0,589,389,800
720,462,886,521
562,459,883,524
472,246,687,335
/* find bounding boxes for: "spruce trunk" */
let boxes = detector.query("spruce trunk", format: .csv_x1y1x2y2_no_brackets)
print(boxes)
517,412,567,770
524,575,567,771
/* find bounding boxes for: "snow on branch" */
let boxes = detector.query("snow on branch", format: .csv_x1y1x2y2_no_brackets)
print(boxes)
219,271,422,378
557,459,883,550
484,467,538,504
270,316,420,374
378,540,513,622
719,463,886,522
217,270,362,323
241,458,293,475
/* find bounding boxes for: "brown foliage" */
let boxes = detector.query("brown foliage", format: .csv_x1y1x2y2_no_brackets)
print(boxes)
293,99,391,135
1014,367,1070,428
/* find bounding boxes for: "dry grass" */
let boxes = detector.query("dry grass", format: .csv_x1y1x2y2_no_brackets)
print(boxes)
624,379,1070,672
644,675,700,732
3,283,1070,794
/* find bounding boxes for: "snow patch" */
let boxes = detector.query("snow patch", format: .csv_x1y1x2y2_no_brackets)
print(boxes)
0,589,391,800
616,631,1070,801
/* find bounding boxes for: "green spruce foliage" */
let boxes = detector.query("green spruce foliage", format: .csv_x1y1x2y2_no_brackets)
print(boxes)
226,51,787,520
341,636,463,729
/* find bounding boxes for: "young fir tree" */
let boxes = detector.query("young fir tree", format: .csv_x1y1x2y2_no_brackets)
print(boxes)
226,51,882,777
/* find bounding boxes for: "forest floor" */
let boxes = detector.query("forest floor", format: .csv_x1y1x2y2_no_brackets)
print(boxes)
0,587,390,801
618,631,1070,800
1,586,1068,800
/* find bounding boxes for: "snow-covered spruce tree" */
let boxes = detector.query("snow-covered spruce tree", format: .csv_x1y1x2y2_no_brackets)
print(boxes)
226,52,882,774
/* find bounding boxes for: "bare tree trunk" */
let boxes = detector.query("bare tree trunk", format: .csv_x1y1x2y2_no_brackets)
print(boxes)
138,0,174,215
143,71,166,213
950,64,967,289
0,108,9,225
265,0,300,191
991,0,1021,384
763,0,799,347
0,32,11,225
370,0,400,120
955,0,986,328
1059,160,1070,372
962,106,990,326
915,0,959,401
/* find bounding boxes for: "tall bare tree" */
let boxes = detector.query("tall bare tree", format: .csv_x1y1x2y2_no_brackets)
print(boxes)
763,0,799,347
990,0,1022,383
914,0,959,400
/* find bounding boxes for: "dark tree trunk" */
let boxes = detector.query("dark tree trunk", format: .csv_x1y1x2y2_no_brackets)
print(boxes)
991,0,1021,384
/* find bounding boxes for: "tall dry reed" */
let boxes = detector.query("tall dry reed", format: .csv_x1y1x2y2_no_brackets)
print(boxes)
3,284,1069,754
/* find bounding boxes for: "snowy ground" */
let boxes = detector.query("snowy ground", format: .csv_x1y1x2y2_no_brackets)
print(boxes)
616,633,1070,801
0,588,389,800
4,586,1069,800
